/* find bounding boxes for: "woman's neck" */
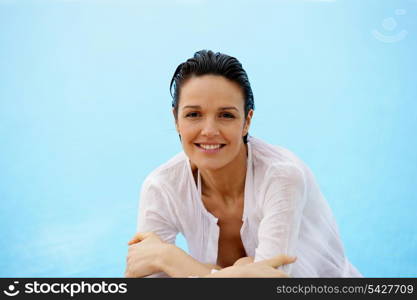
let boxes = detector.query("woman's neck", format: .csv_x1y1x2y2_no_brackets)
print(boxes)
199,143,248,205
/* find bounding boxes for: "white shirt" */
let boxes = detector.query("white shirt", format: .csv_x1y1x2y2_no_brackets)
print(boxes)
137,136,362,277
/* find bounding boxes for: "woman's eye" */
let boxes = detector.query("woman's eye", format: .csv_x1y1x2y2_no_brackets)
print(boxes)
185,112,200,118
221,112,235,119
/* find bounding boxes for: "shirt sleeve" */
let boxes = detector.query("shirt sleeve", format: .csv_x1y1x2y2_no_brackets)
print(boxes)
254,163,307,276
136,177,179,278
137,177,179,244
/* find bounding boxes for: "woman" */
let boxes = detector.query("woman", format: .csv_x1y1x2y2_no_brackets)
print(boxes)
125,50,361,278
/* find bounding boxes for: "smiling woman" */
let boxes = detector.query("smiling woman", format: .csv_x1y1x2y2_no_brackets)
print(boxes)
175,75,252,175
125,50,362,278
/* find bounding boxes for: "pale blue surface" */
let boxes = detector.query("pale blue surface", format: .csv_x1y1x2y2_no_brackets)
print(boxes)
1,0,416,277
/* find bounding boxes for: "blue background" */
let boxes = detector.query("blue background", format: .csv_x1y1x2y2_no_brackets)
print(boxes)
1,0,416,277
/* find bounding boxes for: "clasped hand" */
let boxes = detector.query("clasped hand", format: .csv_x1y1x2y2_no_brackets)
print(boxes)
125,232,167,277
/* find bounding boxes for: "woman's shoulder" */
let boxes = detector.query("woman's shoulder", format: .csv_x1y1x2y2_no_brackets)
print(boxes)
142,151,189,188
249,137,315,208
249,136,307,175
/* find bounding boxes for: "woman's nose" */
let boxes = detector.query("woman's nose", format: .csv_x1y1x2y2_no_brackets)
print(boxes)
201,118,220,137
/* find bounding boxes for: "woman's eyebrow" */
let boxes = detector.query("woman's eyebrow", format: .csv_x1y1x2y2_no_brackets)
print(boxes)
218,106,239,111
182,105,201,110
182,105,239,111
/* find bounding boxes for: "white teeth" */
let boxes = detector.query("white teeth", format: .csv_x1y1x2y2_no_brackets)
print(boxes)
199,144,221,150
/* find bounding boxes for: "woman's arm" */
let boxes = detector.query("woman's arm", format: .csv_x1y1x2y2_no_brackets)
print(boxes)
254,164,307,275
135,178,180,277
160,244,220,277
125,232,221,278
204,255,296,278
133,178,223,277
125,232,295,278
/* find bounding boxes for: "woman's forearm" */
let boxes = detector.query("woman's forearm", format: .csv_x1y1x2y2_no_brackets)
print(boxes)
159,244,220,277
156,244,293,278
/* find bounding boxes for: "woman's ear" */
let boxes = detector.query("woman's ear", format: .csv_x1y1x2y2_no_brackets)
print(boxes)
243,109,254,136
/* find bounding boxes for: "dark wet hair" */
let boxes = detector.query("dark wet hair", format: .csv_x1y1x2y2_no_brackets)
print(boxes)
169,50,255,144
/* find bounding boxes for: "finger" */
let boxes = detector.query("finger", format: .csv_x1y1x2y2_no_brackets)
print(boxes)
262,255,297,268
127,232,147,245
127,232,151,245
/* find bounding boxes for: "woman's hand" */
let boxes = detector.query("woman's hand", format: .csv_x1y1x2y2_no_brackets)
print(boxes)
233,256,254,266
125,232,168,278
206,255,296,278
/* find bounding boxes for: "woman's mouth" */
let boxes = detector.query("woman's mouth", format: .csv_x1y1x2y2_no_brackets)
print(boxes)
194,143,226,153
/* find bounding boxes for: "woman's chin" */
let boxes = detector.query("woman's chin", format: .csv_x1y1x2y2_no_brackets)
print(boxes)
192,159,227,172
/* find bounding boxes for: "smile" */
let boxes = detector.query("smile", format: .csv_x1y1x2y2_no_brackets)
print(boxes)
194,143,226,153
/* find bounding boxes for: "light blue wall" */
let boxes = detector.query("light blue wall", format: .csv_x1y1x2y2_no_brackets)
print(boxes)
0,0,416,277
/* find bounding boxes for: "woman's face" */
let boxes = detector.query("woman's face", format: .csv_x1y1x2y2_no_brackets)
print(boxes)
175,74,253,171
